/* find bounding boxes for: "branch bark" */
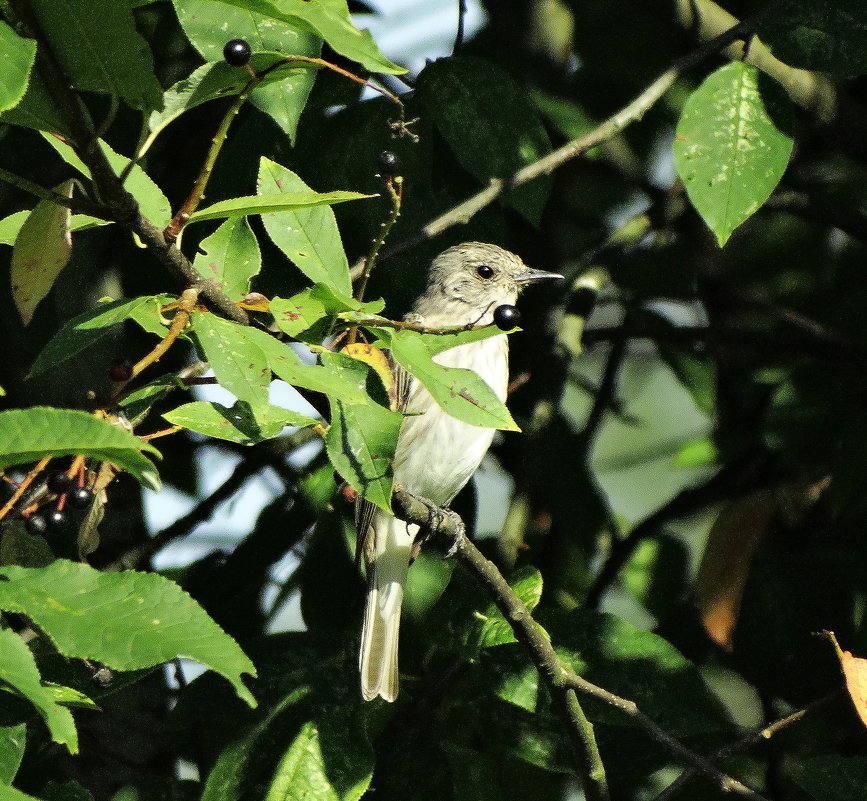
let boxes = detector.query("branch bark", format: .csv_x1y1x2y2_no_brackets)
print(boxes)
391,487,770,801
7,0,249,325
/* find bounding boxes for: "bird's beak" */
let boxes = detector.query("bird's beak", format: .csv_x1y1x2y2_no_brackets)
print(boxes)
514,266,564,285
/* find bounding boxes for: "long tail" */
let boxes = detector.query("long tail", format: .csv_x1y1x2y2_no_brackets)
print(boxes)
359,511,415,702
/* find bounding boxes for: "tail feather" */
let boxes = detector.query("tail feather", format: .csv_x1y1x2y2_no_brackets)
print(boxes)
359,513,414,702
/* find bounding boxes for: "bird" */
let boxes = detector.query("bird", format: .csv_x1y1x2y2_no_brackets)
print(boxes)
356,241,562,701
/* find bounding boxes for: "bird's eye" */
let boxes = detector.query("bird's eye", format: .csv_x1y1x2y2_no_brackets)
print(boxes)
476,264,494,279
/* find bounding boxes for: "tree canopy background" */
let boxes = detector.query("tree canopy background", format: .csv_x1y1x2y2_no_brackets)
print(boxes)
2,1,867,800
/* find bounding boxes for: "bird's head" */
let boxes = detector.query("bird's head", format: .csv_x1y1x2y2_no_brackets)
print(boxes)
416,242,562,325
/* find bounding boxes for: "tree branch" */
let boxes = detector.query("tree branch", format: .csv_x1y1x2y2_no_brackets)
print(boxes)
391,487,769,801
7,0,248,326
350,8,767,277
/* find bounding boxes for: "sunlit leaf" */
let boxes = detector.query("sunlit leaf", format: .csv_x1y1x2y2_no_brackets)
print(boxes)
0,560,257,707
10,180,74,325
164,400,317,445
673,62,794,246
0,21,37,113
193,217,261,301
257,158,352,295
0,407,161,491
0,628,78,753
186,189,371,225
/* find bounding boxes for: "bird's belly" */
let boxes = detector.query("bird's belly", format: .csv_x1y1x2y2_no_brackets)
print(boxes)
391,334,507,505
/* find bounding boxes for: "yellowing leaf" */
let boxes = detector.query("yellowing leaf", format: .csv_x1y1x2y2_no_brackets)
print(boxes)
11,180,74,325
694,490,774,650
824,630,867,729
342,343,396,410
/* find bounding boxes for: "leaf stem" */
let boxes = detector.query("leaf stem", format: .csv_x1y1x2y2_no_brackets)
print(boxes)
354,177,403,304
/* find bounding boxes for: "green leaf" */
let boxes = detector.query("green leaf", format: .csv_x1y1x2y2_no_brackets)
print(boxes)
177,0,404,74
29,0,163,110
10,180,74,325
380,328,519,431
0,22,37,113
263,719,372,801
0,785,41,801
245,326,372,405
322,352,401,511
0,407,161,492
190,312,271,408
0,723,27,784
0,71,69,136
146,56,317,152
0,560,257,707
417,56,552,225
788,755,867,801
193,217,262,301
673,62,794,246
257,158,352,295
41,134,172,228
0,212,106,247
759,0,867,76
27,296,171,378
548,610,729,736
163,400,317,445
0,628,78,753
1,520,53,568
417,324,507,357
271,284,384,339
172,0,322,142
186,189,371,225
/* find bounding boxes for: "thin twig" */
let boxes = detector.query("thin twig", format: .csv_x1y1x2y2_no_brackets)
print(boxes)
350,11,763,278
354,177,403,303
390,487,769,801
0,167,108,219
0,456,51,522
653,693,840,801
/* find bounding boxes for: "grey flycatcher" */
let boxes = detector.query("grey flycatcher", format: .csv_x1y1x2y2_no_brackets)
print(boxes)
356,242,562,701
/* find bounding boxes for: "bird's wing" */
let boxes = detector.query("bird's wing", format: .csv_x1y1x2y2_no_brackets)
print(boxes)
354,353,414,572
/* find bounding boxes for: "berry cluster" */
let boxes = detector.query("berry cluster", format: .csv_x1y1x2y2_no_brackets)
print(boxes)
24,470,94,536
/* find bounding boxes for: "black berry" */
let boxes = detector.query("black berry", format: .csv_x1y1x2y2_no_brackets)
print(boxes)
377,150,401,177
46,509,68,530
46,470,73,495
69,487,94,509
90,665,115,688
493,304,521,331
223,39,252,67
109,358,133,382
25,513,47,536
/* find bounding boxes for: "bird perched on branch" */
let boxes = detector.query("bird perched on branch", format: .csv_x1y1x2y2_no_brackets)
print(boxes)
357,241,562,701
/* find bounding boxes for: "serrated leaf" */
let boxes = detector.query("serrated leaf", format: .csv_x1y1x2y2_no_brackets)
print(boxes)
0,71,70,136
0,628,78,753
171,0,321,142
468,566,543,652
759,0,867,77
11,180,74,325
322,352,400,511
0,723,26,784
29,0,162,110
0,212,106,247
380,328,519,431
245,326,371,405
193,217,262,301
164,400,317,445
0,21,37,113
186,189,370,225
42,134,172,227
27,296,168,378
175,0,404,75
417,56,552,225
263,719,372,801
673,62,794,247
257,158,352,295
0,560,257,707
0,784,41,801
191,313,271,408
0,407,161,491
271,284,384,339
